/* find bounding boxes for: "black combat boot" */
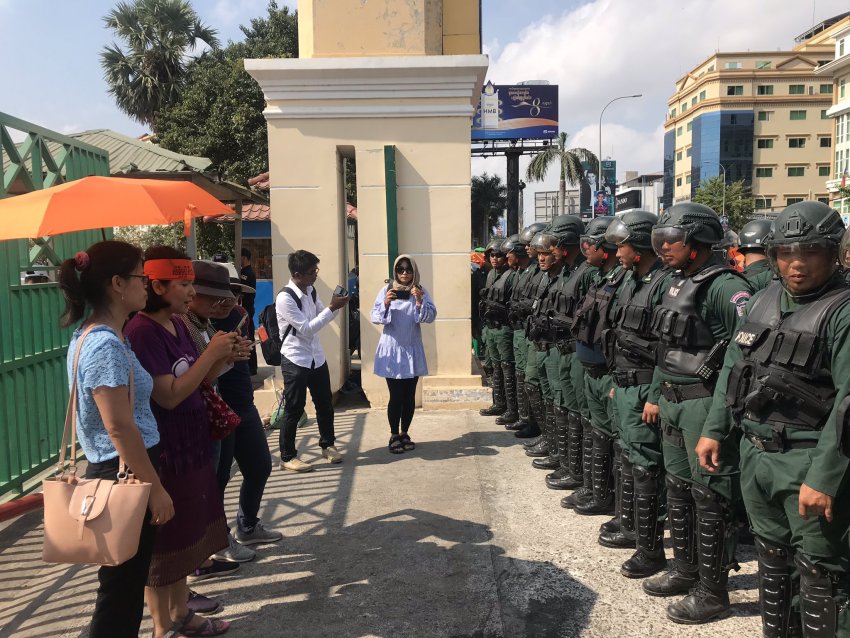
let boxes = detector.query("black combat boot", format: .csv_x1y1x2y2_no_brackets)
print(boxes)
642,475,698,597
479,363,507,417
753,537,801,638
515,382,543,439
599,448,636,548
795,553,836,638
524,396,551,457
546,408,582,489
667,484,735,624
621,464,668,579
496,362,519,425
532,402,560,469
504,372,529,431
575,429,616,516
482,363,493,388
599,442,624,535
561,417,594,509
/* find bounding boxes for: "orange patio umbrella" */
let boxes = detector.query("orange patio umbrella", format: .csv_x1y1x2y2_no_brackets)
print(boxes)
0,176,232,240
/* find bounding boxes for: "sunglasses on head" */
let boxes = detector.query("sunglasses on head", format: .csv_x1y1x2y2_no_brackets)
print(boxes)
395,266,413,274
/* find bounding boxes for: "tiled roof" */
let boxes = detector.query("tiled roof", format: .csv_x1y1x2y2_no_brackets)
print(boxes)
248,171,270,190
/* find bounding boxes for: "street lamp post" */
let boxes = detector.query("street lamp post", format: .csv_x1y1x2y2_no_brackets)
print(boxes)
599,94,642,183
700,160,727,216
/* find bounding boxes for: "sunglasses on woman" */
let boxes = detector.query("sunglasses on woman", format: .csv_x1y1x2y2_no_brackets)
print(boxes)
395,266,413,274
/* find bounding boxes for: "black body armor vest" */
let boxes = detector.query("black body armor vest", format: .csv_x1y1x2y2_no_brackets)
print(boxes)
651,264,743,377
573,267,626,346
609,265,669,372
480,268,512,324
725,281,850,431
509,264,541,328
526,264,572,343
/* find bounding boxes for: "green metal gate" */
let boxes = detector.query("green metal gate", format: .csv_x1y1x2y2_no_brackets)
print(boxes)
0,112,109,499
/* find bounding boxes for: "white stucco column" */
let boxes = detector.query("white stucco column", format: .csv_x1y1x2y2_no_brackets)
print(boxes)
246,55,489,407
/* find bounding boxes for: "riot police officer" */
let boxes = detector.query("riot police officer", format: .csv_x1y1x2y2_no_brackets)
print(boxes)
642,202,752,624
598,211,671,579
479,239,515,417
697,201,850,637
738,218,774,291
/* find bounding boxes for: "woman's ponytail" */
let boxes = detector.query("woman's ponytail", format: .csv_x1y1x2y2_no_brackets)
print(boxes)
58,257,86,327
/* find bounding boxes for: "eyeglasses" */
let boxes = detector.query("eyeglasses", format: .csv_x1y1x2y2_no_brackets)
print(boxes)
212,297,236,307
395,267,414,274
127,274,150,285
296,267,319,276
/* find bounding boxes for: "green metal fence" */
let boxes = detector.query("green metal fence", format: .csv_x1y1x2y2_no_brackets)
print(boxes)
0,112,110,499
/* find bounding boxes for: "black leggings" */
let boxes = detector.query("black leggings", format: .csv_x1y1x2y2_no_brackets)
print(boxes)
386,376,419,435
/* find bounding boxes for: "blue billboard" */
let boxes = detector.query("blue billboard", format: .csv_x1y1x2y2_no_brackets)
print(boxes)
472,82,558,141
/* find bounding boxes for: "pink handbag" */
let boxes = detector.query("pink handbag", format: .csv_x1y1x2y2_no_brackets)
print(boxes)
41,324,152,566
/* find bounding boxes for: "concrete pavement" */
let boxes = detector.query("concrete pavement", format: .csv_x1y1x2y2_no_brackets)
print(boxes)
0,408,760,637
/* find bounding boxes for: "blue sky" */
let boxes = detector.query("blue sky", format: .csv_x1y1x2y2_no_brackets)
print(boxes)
2,0,848,219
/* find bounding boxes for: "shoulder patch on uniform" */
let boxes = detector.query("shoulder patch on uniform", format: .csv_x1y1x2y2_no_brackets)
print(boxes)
731,290,751,317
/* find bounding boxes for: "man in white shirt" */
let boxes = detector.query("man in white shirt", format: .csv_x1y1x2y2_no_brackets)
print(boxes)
276,250,349,472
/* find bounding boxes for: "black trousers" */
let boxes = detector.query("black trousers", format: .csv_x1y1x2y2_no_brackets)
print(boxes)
387,376,419,435
279,356,336,461
217,405,272,531
85,446,159,638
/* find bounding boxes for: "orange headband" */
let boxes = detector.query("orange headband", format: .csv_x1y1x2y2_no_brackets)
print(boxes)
144,259,195,281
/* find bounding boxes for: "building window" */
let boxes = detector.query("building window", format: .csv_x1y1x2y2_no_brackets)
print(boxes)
819,166,831,176
676,177,682,187
727,85,744,96
755,198,772,209
789,84,805,95
756,60,772,69
677,126,683,136
755,167,773,177
788,138,806,148
818,197,830,205
724,61,742,69
758,111,772,121
757,138,774,149
788,167,805,177
786,197,804,205
822,109,830,119
681,102,688,112
686,121,693,131
841,39,846,57
686,175,692,184
686,148,692,157
757,85,774,95
677,151,683,161
842,79,846,99
820,137,832,148
691,96,697,106
820,83,833,94
707,64,715,72
699,90,706,101
790,110,807,120
670,108,677,118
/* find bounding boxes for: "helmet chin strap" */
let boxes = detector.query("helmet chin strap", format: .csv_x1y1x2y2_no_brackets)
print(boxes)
784,271,842,303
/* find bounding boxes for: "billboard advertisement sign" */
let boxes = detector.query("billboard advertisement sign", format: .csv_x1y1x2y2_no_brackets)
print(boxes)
472,82,558,141
582,160,617,216
616,189,641,212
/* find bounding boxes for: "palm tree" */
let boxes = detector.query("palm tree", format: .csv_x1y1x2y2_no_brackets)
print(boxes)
525,132,598,215
101,0,220,128
471,173,506,246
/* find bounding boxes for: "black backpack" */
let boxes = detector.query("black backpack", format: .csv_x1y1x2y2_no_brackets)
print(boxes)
258,286,317,366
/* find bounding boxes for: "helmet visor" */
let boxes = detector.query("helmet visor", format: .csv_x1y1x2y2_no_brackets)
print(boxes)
651,226,688,255
605,219,631,246
580,235,601,257
767,240,837,271
531,232,558,253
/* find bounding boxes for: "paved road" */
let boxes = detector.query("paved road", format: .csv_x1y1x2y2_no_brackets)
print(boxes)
0,409,760,637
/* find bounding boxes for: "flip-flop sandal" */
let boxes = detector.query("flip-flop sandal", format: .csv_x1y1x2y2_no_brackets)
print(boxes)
400,433,415,451
388,434,405,454
180,610,231,637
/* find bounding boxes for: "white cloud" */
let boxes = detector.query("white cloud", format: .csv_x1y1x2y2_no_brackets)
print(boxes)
479,0,849,217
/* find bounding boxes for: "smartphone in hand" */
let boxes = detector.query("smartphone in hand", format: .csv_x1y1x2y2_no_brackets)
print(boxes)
333,285,349,297
394,289,411,300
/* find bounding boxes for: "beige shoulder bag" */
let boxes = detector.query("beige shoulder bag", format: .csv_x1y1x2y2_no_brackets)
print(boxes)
42,324,152,566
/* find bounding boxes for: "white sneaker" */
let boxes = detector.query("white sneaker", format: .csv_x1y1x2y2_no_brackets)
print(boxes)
236,521,283,546
213,533,256,563
322,446,343,464
280,457,314,473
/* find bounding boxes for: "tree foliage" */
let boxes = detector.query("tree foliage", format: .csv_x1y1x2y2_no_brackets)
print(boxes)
155,1,298,185
115,220,235,260
101,0,219,127
472,173,506,245
525,132,597,215
691,176,753,231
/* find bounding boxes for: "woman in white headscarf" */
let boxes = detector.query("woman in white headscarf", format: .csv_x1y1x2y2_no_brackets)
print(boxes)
371,254,437,454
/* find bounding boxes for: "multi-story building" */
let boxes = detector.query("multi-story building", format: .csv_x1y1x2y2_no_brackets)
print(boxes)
663,13,850,213
615,171,664,215
815,22,850,220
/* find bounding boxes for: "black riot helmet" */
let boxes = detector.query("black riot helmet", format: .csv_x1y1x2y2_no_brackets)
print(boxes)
580,216,616,254
485,237,506,256
530,230,560,253
604,210,658,253
501,234,528,258
519,222,549,246
548,214,586,247
738,218,773,253
650,202,724,254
